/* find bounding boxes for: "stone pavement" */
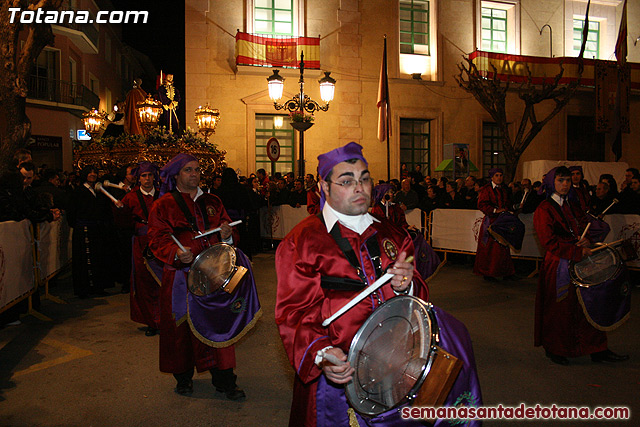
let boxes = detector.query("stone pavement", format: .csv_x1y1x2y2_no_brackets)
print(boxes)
0,253,637,426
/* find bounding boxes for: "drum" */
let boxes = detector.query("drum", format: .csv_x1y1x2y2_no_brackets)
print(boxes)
187,243,248,295
488,212,525,251
569,245,623,287
345,296,462,417
571,244,631,331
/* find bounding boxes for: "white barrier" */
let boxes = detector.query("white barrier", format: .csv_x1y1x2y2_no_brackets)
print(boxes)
37,218,73,280
0,220,35,311
260,205,310,239
429,209,640,264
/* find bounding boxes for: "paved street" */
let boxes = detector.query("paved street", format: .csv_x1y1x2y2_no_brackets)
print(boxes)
1,252,638,426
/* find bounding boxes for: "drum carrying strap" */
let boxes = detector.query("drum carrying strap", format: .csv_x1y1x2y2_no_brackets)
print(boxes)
317,213,383,290
135,189,158,224
171,190,210,233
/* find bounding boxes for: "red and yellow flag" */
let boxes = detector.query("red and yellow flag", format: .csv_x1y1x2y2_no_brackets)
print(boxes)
235,32,320,69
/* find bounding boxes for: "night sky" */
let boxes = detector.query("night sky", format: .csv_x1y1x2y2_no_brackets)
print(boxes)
111,0,185,124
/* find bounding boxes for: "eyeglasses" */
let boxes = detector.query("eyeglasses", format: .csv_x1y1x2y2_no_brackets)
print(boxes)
326,177,372,188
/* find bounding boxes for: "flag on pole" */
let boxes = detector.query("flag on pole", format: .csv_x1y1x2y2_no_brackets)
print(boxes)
615,0,627,67
577,0,591,74
377,37,390,142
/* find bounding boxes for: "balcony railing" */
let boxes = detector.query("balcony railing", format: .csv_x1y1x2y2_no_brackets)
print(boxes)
28,75,99,110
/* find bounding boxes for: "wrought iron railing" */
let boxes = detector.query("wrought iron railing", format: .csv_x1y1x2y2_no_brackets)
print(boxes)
28,75,100,110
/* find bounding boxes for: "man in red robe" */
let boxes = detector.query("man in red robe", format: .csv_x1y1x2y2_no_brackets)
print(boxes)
275,143,430,426
473,168,516,280
148,153,247,400
120,161,161,336
533,166,629,365
569,165,591,213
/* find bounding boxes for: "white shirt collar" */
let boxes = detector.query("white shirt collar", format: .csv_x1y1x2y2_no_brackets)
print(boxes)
551,192,565,206
492,181,500,189
177,186,204,201
322,202,378,235
83,182,96,196
140,187,155,197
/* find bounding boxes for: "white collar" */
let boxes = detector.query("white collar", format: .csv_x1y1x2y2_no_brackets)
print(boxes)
176,185,204,201
551,192,566,206
322,202,378,235
140,187,155,197
83,182,96,196
492,181,500,189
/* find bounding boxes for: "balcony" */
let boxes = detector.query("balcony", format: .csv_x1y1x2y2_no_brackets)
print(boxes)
27,75,99,111
52,20,99,54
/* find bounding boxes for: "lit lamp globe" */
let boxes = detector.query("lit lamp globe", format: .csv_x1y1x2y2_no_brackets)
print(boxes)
135,95,163,130
194,104,221,143
318,72,336,103
82,108,107,135
267,69,284,101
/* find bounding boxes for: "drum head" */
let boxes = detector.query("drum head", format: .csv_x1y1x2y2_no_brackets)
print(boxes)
570,246,622,287
345,296,438,416
188,243,237,296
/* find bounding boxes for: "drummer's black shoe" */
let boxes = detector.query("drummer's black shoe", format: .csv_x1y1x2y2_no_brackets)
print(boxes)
545,350,569,366
211,368,246,401
591,349,630,363
174,379,193,396
145,327,158,336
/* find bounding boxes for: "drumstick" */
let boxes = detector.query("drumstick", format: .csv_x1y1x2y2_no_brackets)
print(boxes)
601,198,619,216
322,256,414,327
316,349,345,366
579,223,591,241
170,234,187,252
192,220,243,239
95,182,120,205
590,239,625,254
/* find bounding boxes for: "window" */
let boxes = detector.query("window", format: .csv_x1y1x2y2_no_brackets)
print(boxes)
477,1,520,55
482,122,506,177
481,7,507,53
255,114,294,174
400,118,431,176
254,0,293,36
400,0,429,55
573,18,599,58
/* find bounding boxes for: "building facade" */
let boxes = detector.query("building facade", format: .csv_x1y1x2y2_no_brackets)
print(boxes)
184,0,639,181
23,0,149,171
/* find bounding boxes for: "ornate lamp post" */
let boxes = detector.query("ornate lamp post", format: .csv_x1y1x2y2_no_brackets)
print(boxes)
267,52,336,177
135,95,163,133
82,108,107,136
194,104,221,144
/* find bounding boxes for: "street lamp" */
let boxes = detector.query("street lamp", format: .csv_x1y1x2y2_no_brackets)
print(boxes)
82,108,107,136
135,95,163,133
266,52,336,177
194,104,221,143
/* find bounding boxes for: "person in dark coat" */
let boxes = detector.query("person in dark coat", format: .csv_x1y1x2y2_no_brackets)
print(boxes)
67,166,115,298
216,167,253,258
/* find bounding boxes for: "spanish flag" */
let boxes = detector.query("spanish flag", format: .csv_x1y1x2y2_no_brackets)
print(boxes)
236,32,320,69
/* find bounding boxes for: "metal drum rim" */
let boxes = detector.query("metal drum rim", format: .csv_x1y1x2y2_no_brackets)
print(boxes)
188,243,237,294
569,245,623,288
345,295,439,416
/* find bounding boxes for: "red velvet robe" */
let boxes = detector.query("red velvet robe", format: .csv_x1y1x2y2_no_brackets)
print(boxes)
473,183,515,277
275,215,428,427
533,198,607,357
121,188,160,329
371,202,408,229
306,188,320,215
148,191,239,373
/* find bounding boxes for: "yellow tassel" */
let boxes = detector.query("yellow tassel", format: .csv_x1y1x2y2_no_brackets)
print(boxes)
348,408,361,427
